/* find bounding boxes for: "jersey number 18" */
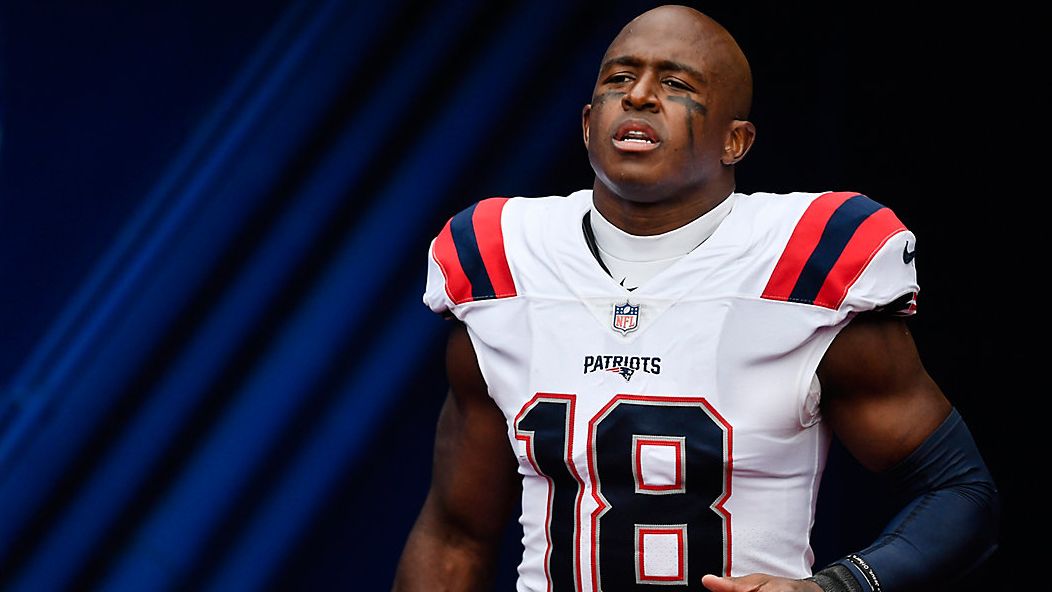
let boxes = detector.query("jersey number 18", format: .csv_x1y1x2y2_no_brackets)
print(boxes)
514,393,732,590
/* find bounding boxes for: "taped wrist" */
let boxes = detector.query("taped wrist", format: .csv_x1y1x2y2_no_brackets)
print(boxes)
805,563,862,592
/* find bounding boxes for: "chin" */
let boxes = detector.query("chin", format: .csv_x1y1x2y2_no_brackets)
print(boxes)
593,165,671,203
604,177,673,204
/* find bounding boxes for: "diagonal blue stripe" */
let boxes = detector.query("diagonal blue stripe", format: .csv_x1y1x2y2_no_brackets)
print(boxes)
199,18,608,590
2,3,474,589
0,0,402,579
96,3,569,591
788,194,883,304
0,0,318,476
450,202,496,300
202,293,444,592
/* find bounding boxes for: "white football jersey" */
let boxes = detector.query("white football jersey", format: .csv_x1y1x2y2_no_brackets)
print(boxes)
423,189,918,591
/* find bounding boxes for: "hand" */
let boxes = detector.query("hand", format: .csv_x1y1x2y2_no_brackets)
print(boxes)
701,573,823,592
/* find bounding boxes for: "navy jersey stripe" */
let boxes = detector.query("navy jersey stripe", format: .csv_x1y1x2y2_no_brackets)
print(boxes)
788,194,884,304
449,202,496,300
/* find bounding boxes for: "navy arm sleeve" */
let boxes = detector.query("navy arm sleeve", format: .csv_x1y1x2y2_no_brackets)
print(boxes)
810,408,1000,591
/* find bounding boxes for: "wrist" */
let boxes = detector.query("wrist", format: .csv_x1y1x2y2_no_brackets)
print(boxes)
805,562,864,592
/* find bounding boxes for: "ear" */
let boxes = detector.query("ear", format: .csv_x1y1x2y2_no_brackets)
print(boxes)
582,104,592,149
720,119,756,166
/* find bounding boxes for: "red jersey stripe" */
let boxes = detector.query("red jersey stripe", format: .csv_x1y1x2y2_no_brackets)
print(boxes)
432,218,474,305
762,192,859,301
812,207,906,309
472,197,517,299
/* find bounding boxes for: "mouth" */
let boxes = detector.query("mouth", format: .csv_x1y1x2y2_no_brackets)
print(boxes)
611,120,661,152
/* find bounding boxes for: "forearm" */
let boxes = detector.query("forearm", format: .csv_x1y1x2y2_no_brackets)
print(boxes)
392,503,498,592
810,409,999,591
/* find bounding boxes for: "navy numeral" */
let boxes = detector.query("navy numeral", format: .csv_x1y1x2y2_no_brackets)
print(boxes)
516,393,731,590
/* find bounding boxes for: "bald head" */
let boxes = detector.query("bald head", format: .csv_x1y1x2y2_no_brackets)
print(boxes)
583,3,757,216
602,5,752,119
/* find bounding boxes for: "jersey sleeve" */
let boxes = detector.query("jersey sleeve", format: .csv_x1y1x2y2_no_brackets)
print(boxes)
847,225,919,316
423,239,456,317
422,197,518,318
762,191,919,315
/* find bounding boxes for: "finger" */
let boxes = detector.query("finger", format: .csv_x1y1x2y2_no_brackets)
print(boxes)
701,574,740,591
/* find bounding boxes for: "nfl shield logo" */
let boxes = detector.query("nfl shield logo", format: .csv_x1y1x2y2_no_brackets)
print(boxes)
612,302,640,335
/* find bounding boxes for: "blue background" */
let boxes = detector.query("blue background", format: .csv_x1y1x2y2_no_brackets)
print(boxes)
0,2,1027,590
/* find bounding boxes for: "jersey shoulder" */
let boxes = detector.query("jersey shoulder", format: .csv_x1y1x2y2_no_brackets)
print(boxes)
429,197,518,307
744,191,918,313
423,192,586,314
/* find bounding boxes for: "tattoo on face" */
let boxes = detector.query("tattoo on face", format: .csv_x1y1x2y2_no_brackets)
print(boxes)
667,96,708,152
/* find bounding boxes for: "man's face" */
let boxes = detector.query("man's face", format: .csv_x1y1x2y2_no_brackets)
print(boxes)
583,14,736,202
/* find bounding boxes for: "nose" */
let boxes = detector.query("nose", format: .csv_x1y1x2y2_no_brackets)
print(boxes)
621,72,659,112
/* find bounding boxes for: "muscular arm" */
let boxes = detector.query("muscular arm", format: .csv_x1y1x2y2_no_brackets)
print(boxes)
703,313,998,592
817,312,951,472
814,313,999,591
392,322,520,591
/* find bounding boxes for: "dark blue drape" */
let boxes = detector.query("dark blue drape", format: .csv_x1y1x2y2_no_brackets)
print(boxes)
0,2,1020,590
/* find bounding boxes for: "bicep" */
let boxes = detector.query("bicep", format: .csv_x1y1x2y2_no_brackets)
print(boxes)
817,312,951,472
422,321,520,544
393,322,519,590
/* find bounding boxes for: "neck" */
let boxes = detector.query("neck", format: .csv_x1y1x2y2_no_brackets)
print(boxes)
591,177,736,236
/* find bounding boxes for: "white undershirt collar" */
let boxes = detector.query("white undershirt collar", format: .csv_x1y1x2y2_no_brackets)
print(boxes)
587,193,738,289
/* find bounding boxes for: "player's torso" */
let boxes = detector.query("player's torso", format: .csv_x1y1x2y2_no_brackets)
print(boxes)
455,191,845,590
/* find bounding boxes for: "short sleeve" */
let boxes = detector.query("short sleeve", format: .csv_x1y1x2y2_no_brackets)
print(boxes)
845,228,919,316
760,192,919,315
423,237,456,317
421,197,518,319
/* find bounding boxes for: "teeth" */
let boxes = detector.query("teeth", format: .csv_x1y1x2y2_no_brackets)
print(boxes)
618,129,652,141
621,130,653,143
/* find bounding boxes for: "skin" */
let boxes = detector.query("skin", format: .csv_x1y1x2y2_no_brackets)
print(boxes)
582,4,755,235
392,323,521,591
393,5,953,591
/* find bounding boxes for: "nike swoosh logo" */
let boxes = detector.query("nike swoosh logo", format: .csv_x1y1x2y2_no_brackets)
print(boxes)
619,278,638,292
902,242,916,264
